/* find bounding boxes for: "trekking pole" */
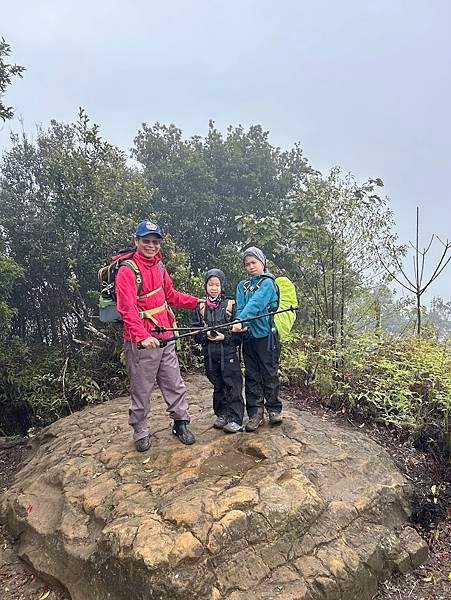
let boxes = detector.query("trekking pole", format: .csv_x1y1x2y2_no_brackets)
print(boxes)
148,325,204,334
138,306,299,349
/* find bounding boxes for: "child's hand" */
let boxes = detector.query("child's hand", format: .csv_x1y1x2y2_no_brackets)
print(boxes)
208,331,225,342
232,322,246,333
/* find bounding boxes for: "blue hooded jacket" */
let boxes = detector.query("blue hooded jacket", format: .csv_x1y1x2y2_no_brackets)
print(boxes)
235,273,278,339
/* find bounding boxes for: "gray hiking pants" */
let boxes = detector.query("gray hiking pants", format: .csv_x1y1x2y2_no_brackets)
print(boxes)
124,341,190,441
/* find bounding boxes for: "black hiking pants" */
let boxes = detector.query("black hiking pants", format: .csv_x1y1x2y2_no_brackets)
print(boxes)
204,344,244,425
243,334,282,417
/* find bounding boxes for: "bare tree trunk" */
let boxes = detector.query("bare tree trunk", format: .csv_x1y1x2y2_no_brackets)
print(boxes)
415,207,421,336
331,239,336,346
340,255,346,378
374,297,382,337
376,207,451,338
340,259,345,347
416,293,421,336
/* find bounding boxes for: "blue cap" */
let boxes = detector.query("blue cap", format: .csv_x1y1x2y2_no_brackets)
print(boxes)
135,220,163,238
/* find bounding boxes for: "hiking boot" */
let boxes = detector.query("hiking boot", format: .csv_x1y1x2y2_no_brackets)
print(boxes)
268,411,283,425
245,410,264,432
223,421,243,433
172,420,196,445
135,435,151,452
213,415,227,429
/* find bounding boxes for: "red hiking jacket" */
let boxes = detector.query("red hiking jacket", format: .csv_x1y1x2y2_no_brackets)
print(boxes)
115,251,199,343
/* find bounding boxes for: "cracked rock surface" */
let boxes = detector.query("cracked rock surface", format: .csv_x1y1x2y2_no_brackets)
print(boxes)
1,375,427,599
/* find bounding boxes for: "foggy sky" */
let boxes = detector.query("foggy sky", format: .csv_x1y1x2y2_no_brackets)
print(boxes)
2,0,450,301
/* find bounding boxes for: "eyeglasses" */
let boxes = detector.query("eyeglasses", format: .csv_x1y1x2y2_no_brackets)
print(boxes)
138,237,161,246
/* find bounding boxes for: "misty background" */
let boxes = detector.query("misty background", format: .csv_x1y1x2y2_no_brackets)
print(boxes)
2,0,450,300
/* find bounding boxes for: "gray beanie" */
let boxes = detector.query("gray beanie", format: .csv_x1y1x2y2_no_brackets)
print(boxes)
243,246,266,268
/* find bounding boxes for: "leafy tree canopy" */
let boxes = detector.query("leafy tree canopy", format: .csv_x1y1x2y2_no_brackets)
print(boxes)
133,120,313,271
0,38,25,121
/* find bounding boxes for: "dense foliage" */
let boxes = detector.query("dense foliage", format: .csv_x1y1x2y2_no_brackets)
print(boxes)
133,121,311,270
281,333,450,457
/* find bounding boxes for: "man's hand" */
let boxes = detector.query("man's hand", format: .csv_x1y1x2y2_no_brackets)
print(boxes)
207,331,225,342
139,336,161,349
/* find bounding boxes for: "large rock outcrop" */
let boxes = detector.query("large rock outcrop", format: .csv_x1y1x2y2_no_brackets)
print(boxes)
1,375,427,599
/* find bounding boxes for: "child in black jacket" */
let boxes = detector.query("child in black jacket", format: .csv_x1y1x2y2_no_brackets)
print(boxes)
191,269,244,433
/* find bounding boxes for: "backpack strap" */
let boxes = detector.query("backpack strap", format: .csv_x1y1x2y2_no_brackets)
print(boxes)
158,261,166,282
139,302,169,323
138,286,163,300
197,299,232,328
243,275,277,299
198,301,206,323
122,259,166,299
121,259,143,295
257,273,275,286
257,274,279,303
242,280,252,295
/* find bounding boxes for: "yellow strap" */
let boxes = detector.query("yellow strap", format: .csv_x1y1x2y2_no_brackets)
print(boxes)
138,286,162,300
172,315,181,350
139,302,168,324
122,259,142,288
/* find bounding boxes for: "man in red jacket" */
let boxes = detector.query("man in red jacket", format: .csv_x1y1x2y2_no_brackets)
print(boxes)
116,220,200,452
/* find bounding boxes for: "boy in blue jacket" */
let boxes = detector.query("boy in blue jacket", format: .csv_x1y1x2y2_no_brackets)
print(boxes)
232,247,283,431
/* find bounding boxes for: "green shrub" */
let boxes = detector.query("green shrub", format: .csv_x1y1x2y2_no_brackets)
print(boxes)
0,338,126,435
281,333,451,457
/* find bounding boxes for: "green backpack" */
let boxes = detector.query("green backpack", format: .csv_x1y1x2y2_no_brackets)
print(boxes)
252,275,298,341
273,276,298,341
97,249,165,323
